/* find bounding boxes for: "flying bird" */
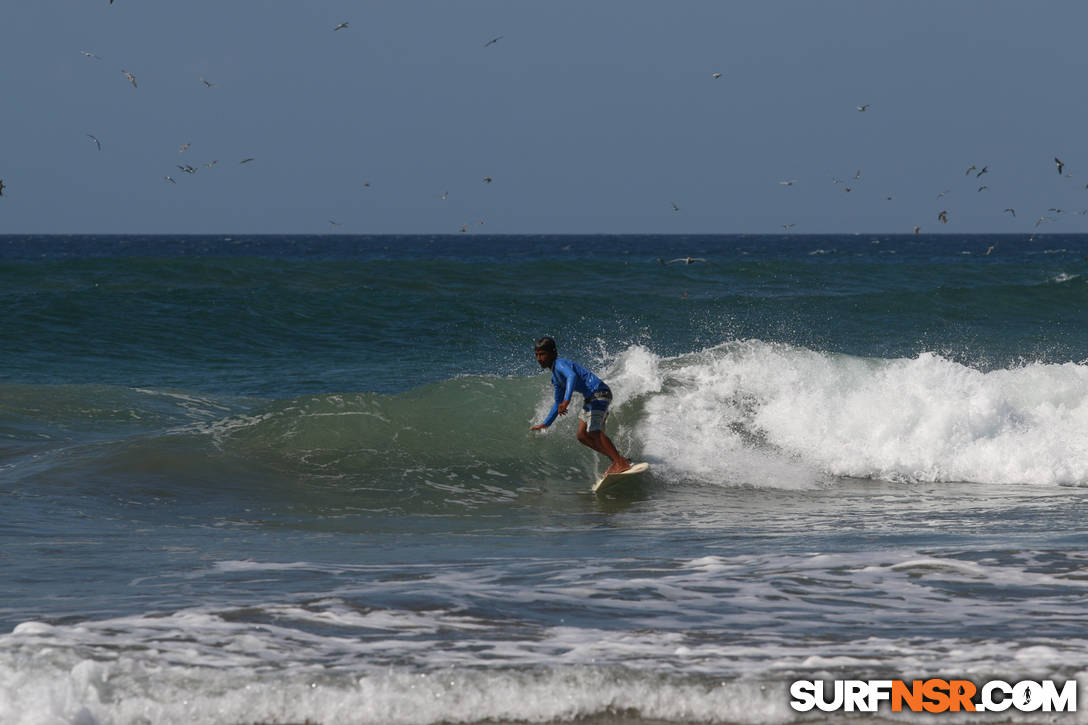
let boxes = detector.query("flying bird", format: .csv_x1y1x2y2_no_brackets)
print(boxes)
484,35,503,47
163,175,176,184
857,104,870,112
177,164,197,174
483,176,492,183
1055,157,1065,175
977,185,989,192
965,165,977,176
938,210,949,224
204,160,218,168
913,226,921,235
671,202,680,212
179,143,190,153
121,69,137,88
712,72,722,79
86,134,101,151
779,179,797,186
81,50,102,60
0,179,5,197
1004,208,1016,217
440,191,448,200
976,166,989,178
937,190,951,199
334,22,349,31
200,77,215,87
663,256,708,265
240,158,255,164
782,224,795,232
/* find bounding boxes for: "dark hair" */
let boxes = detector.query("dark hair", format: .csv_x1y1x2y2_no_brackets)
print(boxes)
534,336,557,354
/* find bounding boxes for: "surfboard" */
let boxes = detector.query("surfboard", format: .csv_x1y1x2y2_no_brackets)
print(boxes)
592,461,650,493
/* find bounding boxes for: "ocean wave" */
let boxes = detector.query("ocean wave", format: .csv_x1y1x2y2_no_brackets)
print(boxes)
6,342,1088,496
617,342,1088,487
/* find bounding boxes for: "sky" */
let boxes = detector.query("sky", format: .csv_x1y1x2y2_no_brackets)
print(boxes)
3,1,1088,235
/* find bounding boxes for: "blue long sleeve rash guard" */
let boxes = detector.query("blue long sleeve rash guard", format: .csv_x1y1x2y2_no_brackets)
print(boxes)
540,357,606,427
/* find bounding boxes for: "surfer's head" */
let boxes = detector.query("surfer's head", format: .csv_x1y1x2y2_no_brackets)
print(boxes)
534,336,558,369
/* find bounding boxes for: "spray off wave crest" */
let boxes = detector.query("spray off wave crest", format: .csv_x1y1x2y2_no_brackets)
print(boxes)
611,341,1088,487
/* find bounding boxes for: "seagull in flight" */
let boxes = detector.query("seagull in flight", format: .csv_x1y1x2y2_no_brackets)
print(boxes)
662,256,708,265
671,202,680,212
1004,208,1016,217
779,179,797,186
86,134,101,151
334,22,349,31
483,176,492,183
857,104,870,112
0,179,5,197
200,77,215,87
240,158,255,164
81,50,102,60
163,175,176,184
938,210,949,224
976,165,989,178
965,164,977,176
484,35,503,47
121,69,137,88
782,224,795,232
712,72,722,79
1055,157,1065,175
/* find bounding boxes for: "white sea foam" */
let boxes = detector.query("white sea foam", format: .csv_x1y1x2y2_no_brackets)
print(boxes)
605,341,1088,487
5,548,1088,724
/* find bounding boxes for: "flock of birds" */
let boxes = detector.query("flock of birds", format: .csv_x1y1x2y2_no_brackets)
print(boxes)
2,6,1085,242
0,10,515,234
762,105,1087,241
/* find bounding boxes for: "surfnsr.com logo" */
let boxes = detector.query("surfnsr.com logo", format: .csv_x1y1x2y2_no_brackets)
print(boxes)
790,679,1077,713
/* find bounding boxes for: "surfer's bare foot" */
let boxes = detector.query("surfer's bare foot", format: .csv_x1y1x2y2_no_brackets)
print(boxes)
607,459,632,475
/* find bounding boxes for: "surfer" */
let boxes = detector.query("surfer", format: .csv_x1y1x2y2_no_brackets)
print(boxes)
530,337,632,475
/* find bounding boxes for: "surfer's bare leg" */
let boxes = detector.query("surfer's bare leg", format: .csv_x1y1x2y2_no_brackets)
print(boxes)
577,420,631,474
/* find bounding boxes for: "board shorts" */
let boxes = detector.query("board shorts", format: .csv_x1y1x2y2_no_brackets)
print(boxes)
581,386,613,432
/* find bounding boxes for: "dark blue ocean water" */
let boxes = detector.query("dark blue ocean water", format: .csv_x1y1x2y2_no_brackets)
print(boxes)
3,234,1088,724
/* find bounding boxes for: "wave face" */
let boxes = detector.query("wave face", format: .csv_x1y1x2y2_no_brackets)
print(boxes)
6,341,1088,512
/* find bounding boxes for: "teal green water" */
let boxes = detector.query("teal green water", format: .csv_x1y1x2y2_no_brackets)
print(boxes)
3,234,1088,724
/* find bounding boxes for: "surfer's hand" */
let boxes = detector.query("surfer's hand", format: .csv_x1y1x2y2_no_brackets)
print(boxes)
557,401,570,416
530,424,547,432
